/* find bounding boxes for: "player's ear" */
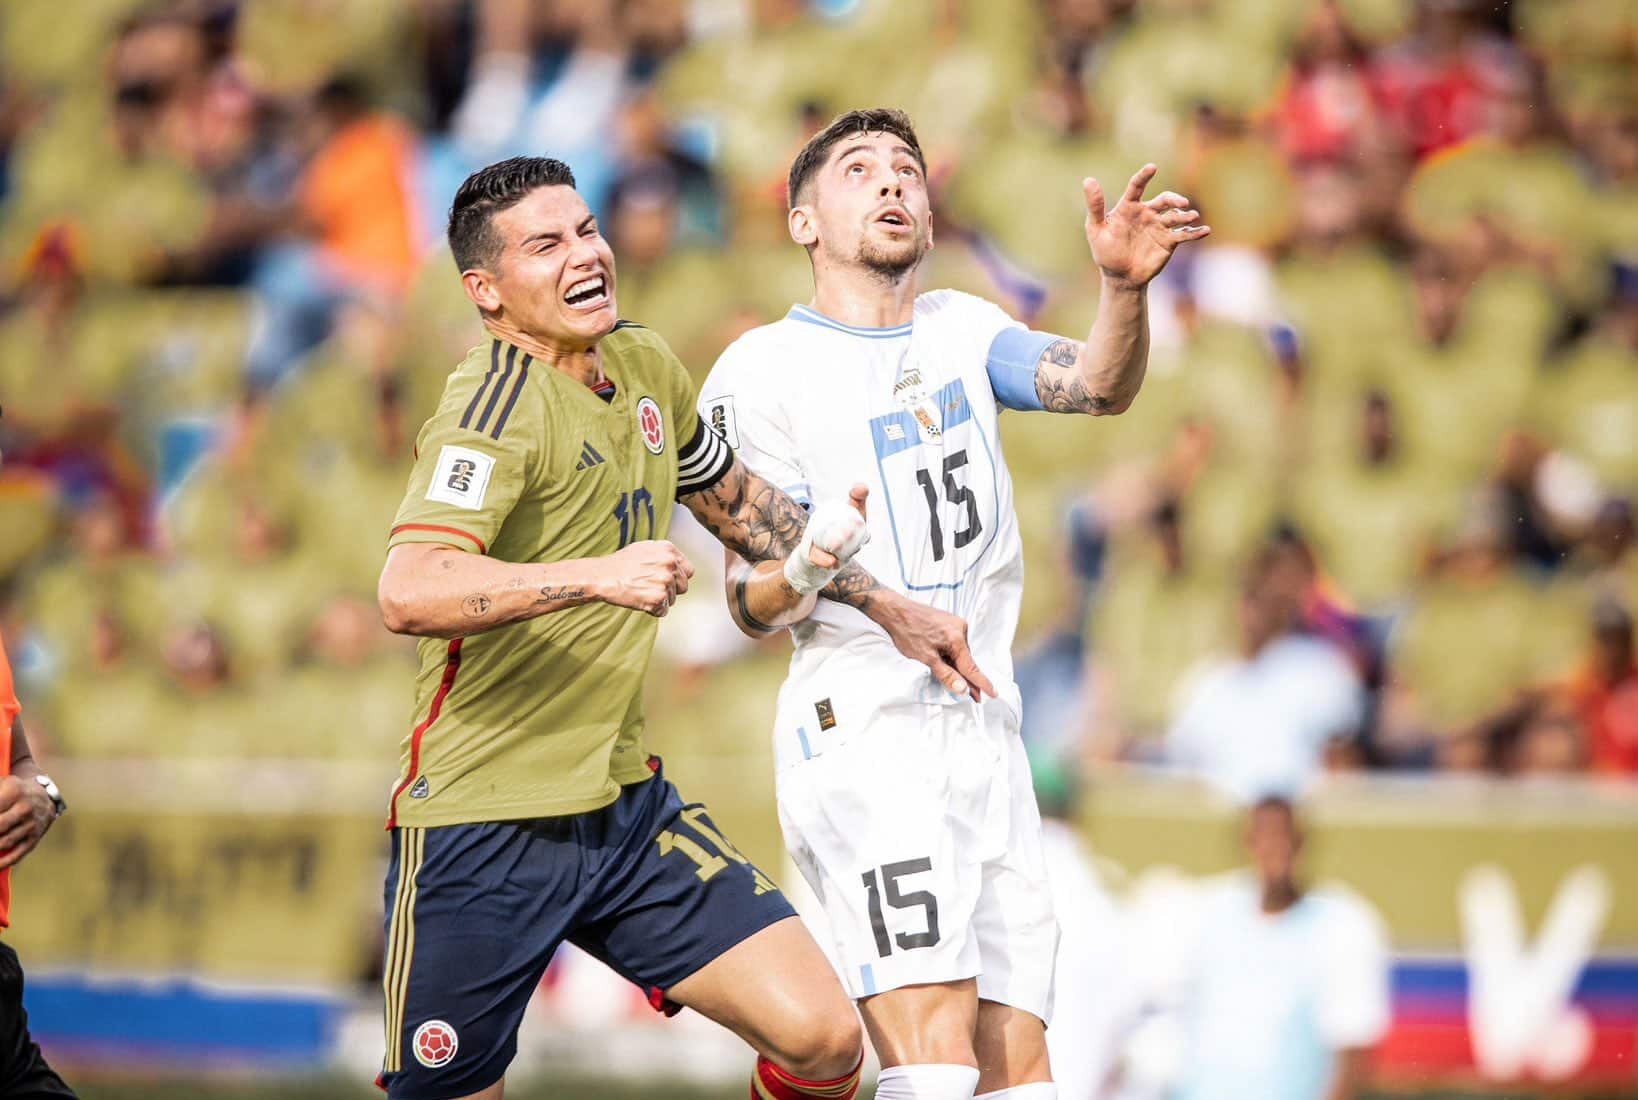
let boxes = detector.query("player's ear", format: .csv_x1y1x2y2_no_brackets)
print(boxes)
788,203,818,248
926,209,934,251
461,269,502,314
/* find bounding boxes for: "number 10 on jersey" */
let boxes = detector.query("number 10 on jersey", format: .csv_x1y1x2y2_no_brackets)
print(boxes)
613,488,654,547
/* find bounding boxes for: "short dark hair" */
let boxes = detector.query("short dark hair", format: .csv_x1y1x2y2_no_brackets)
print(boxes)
787,108,926,208
448,156,577,272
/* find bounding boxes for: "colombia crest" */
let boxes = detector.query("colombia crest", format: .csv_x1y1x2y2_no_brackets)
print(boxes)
637,396,665,454
413,1019,458,1068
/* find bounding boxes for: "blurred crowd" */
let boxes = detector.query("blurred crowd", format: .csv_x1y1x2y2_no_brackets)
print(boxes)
0,0,1633,795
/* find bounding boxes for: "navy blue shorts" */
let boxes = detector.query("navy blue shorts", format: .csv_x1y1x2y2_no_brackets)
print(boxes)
378,759,795,1100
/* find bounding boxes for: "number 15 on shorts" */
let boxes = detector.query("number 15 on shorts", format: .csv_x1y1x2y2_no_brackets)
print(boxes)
862,858,941,957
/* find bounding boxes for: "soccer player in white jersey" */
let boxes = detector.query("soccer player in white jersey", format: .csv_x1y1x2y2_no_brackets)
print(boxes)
698,108,1209,1100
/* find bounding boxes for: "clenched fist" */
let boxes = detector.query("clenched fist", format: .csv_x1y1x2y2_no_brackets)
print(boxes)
0,775,55,871
599,540,695,617
785,484,872,595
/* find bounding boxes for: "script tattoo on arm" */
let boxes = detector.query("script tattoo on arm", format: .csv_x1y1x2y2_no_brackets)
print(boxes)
538,586,587,604
1033,338,1116,414
681,458,807,563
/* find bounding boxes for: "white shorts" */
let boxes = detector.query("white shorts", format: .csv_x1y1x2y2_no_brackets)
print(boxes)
774,693,1058,1022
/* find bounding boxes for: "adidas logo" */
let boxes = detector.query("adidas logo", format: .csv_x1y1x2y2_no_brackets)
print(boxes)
409,776,430,799
574,441,606,471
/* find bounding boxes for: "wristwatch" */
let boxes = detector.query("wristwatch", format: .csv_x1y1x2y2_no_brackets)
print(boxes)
32,774,65,819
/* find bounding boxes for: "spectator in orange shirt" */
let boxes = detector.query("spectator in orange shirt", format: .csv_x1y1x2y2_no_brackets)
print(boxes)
297,77,421,295
247,77,421,393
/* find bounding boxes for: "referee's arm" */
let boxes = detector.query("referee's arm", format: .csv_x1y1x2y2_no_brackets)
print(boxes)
0,716,58,870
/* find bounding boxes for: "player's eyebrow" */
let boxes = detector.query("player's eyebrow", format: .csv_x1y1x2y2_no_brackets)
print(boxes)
834,142,918,167
523,214,595,249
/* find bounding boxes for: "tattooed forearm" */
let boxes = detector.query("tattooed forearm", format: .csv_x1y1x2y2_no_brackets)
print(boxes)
1034,338,1116,414
682,459,808,563
380,542,604,639
821,561,881,612
689,456,889,616
732,575,778,634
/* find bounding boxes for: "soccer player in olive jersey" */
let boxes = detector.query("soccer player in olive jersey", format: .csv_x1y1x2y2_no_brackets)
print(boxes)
374,157,993,1100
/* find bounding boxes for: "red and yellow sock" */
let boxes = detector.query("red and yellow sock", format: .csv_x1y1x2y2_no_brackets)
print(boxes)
750,1053,863,1100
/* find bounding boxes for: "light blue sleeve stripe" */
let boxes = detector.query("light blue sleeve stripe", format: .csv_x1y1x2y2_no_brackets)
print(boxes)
984,327,1062,412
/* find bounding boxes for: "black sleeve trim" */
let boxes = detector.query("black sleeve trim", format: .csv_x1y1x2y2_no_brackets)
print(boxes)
676,414,734,496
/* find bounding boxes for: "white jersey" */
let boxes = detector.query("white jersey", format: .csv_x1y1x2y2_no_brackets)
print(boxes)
1174,874,1391,1100
701,290,1062,1015
699,291,1031,765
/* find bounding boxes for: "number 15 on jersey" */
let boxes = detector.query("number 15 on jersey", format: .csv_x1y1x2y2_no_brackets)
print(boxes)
867,378,999,593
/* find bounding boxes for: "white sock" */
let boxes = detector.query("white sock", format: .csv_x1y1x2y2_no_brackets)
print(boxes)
874,1063,982,1099
975,1085,1057,1099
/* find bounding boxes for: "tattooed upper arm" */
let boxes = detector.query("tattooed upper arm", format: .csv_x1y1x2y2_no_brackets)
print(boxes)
680,456,808,563
1033,338,1117,414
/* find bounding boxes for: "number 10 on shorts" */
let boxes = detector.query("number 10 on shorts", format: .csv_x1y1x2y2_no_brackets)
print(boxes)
861,858,941,957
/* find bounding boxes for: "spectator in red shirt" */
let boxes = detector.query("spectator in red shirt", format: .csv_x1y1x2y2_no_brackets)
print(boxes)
1269,0,1387,166
1567,600,1638,777
1374,0,1528,160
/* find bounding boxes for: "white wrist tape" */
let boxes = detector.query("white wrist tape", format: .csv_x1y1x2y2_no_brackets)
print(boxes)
783,499,871,595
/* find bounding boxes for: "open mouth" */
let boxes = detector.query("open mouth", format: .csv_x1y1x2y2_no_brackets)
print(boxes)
564,275,610,310
875,207,911,230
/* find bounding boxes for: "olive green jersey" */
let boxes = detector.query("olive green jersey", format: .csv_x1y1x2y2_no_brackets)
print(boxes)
385,323,733,827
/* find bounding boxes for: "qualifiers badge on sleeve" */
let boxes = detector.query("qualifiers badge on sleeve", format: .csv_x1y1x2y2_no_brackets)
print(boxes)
637,396,665,454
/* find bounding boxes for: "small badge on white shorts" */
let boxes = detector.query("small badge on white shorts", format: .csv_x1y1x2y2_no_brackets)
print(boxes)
705,396,739,449
425,445,495,511
412,1019,458,1068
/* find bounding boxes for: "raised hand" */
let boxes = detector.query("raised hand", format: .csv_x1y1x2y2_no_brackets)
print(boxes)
806,485,870,570
1083,164,1210,289
600,540,695,617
